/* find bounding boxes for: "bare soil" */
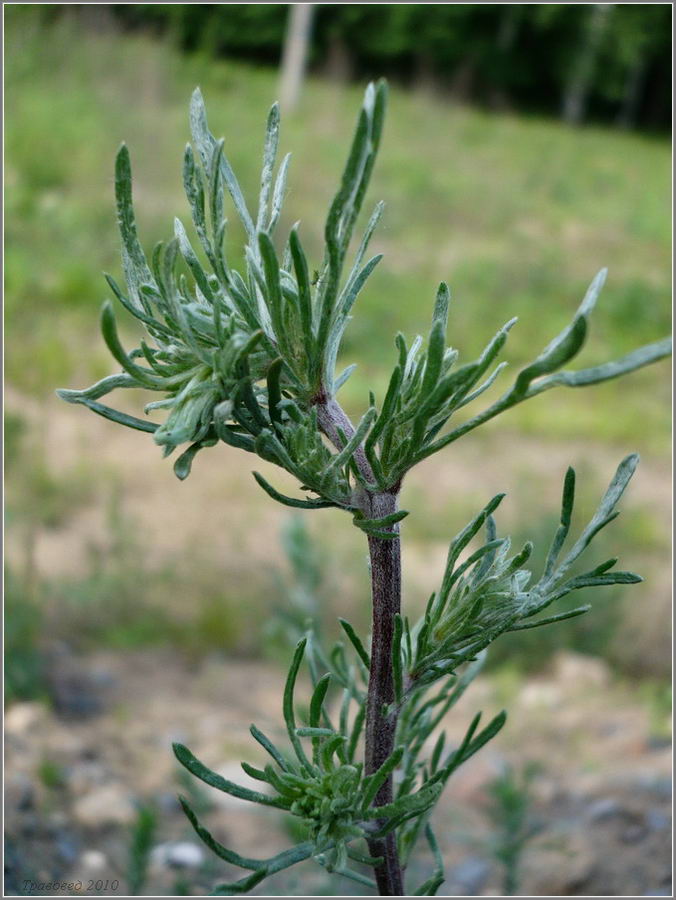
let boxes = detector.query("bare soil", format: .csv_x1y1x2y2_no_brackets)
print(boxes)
4,648,671,897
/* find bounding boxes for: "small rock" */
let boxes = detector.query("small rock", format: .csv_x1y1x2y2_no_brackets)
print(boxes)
5,702,47,735
79,850,108,872
446,857,490,895
155,791,181,814
585,797,622,822
645,809,670,832
49,811,68,828
523,829,594,894
66,762,109,797
620,823,648,844
647,735,671,751
151,841,205,869
553,650,610,688
45,645,106,720
56,833,80,864
520,682,561,709
635,775,672,800
6,773,35,812
72,786,135,827
20,813,39,838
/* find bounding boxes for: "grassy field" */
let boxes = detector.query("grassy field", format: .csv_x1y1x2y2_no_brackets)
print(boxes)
5,9,671,689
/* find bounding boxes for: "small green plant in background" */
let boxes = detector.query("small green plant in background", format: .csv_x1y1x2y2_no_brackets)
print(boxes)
484,763,540,896
58,82,670,895
265,515,326,653
127,803,158,896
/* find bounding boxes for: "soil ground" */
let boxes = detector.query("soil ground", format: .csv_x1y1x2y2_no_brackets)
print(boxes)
5,648,671,897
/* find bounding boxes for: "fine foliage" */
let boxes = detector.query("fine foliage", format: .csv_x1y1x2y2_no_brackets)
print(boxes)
58,82,670,896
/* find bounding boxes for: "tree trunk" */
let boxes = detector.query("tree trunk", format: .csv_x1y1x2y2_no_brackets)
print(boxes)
279,4,314,112
616,58,646,130
562,4,613,125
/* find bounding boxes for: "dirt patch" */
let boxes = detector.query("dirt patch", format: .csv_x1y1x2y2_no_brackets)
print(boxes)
4,648,671,896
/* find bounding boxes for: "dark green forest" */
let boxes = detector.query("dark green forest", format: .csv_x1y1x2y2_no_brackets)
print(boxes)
73,3,673,131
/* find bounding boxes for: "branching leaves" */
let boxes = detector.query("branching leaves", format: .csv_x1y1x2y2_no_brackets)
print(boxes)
407,455,642,688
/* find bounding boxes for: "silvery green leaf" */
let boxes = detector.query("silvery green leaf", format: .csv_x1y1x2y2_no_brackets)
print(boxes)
269,152,291,232
509,270,605,400
257,103,280,231
114,143,157,303
548,453,638,585
190,87,255,239
527,336,672,396
252,472,336,510
174,217,214,303
338,619,370,670
173,743,289,809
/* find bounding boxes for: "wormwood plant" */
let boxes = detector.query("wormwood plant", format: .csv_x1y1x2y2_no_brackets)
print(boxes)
58,83,670,896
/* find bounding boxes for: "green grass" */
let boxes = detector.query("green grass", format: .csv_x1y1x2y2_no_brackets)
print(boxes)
4,9,671,677
5,8,670,446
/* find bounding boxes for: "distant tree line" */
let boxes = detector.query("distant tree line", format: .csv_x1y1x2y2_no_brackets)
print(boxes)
90,5,673,130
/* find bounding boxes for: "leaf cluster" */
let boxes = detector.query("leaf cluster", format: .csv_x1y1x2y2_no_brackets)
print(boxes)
361,270,669,490
173,635,451,895
58,83,391,517
405,454,642,688
57,84,670,513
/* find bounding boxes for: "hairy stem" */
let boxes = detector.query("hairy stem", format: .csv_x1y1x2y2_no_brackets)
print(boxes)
315,393,374,485
315,395,404,894
365,490,404,896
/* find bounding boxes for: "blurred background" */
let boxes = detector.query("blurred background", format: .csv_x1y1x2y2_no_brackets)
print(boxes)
4,4,671,897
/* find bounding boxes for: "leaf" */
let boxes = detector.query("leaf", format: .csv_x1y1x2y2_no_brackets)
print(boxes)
550,454,639,584
326,407,377,472
508,605,591,631
252,471,336,509
288,225,314,360
352,508,409,539
338,619,371,670
249,724,289,771
432,282,450,334
178,796,262,870
543,466,576,577
257,103,280,231
392,613,404,703
257,231,285,343
412,825,445,896
114,143,155,298
439,494,506,601
296,727,335,738
463,710,507,763
283,639,314,771
172,743,289,808
55,391,158,434
309,673,332,730
211,842,315,895
366,364,402,455
174,435,218,480
174,217,214,303
510,269,606,400
104,272,172,338
266,357,284,429
530,336,672,395
362,746,404,811
190,87,255,239
269,152,291,232
99,301,166,389
364,780,441,821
